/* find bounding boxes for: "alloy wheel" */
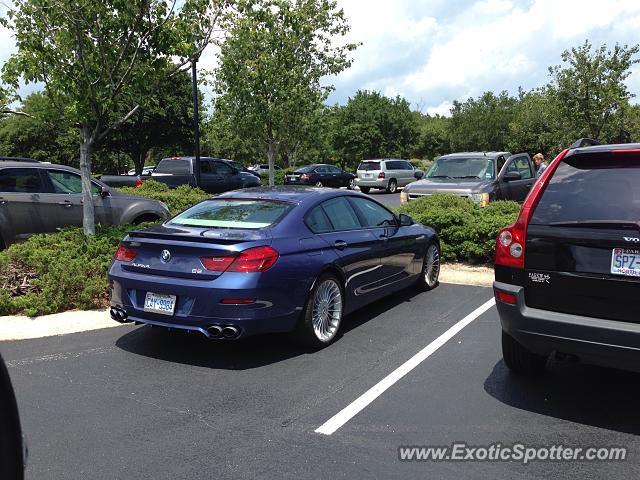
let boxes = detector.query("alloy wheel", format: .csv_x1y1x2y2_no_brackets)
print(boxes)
311,279,342,342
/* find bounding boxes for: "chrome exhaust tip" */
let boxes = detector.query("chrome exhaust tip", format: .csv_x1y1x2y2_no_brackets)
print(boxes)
222,326,239,339
207,325,223,339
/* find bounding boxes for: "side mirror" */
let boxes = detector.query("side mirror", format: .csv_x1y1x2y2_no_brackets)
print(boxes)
414,170,424,180
100,186,110,198
399,214,414,226
503,171,522,182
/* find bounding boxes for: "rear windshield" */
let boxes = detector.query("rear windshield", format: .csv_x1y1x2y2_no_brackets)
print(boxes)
358,161,381,171
427,157,494,179
155,159,192,175
169,199,293,229
530,154,640,225
295,166,315,173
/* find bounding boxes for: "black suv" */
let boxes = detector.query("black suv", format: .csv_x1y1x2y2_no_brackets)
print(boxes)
494,139,640,374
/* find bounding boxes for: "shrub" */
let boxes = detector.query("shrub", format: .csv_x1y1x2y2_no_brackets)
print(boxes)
397,194,520,263
118,180,210,215
0,224,134,317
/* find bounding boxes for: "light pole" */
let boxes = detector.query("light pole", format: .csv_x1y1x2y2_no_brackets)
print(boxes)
192,57,201,188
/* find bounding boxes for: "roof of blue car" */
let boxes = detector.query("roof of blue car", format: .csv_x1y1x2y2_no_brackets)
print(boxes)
216,186,346,203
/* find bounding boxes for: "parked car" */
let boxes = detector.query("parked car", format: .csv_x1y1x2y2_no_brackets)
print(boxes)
108,187,440,348
0,160,170,249
229,160,261,179
355,159,420,194
126,165,156,176
0,351,26,480
249,164,283,177
402,152,536,206
284,164,356,189
101,157,261,193
494,139,640,374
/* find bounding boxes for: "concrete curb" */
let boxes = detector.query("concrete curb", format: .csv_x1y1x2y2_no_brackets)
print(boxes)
0,265,494,341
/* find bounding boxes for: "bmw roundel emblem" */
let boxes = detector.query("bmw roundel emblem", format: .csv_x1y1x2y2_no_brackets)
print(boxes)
160,250,171,263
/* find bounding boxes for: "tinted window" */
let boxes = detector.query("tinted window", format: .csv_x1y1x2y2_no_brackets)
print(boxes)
327,165,342,173
305,206,333,233
427,157,495,179
401,161,414,170
315,166,329,173
200,161,212,174
171,199,292,229
506,156,533,179
0,168,46,193
296,166,315,173
387,161,402,170
531,155,640,224
349,197,397,227
213,162,233,175
47,170,100,195
358,161,381,171
155,158,192,174
320,197,361,230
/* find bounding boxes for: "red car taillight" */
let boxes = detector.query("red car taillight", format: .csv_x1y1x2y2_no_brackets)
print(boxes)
495,148,570,269
134,178,144,188
301,173,310,181
201,246,279,273
115,242,137,262
378,172,385,179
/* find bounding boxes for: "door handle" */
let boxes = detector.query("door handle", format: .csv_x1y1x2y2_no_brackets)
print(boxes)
526,183,533,188
58,201,73,208
333,240,348,250
0,198,6,205
379,234,389,242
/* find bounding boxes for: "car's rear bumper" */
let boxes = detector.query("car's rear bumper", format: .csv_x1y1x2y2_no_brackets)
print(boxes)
494,281,640,372
108,266,309,339
355,178,387,188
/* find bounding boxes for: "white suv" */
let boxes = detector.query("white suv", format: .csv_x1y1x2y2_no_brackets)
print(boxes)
355,159,419,194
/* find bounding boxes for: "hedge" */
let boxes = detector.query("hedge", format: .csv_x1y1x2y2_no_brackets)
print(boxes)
397,193,520,264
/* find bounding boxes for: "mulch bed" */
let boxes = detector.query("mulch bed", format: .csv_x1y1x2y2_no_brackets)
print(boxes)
0,261,39,297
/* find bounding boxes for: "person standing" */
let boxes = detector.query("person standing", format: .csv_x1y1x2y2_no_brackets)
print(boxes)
533,153,547,176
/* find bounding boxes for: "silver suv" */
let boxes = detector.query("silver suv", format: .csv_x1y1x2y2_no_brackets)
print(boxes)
355,159,419,194
0,160,170,249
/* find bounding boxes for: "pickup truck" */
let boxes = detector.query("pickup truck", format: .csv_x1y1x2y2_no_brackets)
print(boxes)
100,157,261,193
401,151,537,206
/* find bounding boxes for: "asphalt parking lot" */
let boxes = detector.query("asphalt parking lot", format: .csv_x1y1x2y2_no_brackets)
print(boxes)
3,282,640,479
365,189,401,209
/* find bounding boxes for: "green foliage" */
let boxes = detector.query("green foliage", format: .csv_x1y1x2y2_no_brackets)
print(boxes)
412,113,451,160
118,180,209,215
397,194,520,263
332,90,418,169
0,225,132,317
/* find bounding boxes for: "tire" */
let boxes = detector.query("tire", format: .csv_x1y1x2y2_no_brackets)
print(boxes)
415,242,440,291
347,178,355,190
501,331,547,375
315,181,323,187
291,274,344,348
359,186,370,194
386,179,397,193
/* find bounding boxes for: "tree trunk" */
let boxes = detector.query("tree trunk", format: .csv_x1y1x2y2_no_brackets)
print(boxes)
134,150,146,176
267,140,278,187
79,125,96,237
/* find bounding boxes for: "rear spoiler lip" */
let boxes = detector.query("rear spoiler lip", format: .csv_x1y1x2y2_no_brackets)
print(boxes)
126,228,272,245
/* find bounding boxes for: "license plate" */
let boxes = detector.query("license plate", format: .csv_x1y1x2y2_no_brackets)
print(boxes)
143,292,176,315
611,248,640,277
364,173,372,178
287,176,298,181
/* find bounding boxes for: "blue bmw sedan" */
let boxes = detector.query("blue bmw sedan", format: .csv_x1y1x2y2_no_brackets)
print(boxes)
108,187,440,348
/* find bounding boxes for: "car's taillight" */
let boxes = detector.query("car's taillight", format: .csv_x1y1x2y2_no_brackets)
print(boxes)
115,242,137,262
134,178,144,188
495,148,570,269
495,291,517,305
201,246,279,273
301,173,310,180
378,172,385,179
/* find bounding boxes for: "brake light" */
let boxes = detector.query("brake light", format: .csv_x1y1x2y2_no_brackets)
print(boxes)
495,291,517,305
115,242,137,262
612,148,640,154
378,172,385,179
495,148,570,269
201,246,279,273
134,178,144,188
301,173,310,180
220,298,256,305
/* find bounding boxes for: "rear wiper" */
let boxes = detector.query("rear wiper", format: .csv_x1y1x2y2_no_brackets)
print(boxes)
548,220,640,229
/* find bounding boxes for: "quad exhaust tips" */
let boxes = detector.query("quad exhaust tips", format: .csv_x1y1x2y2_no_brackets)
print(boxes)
207,325,240,339
110,307,132,324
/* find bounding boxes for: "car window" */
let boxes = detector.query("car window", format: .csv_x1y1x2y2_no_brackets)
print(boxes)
348,197,397,227
170,199,293,229
200,161,212,174
155,158,192,174
0,168,47,193
315,166,329,173
327,165,341,173
320,197,361,231
357,161,381,171
47,170,100,195
530,155,640,225
213,162,233,175
427,157,494,179
386,161,400,170
514,156,533,179
305,205,333,233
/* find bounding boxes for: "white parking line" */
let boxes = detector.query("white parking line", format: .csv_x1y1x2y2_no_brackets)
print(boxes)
315,297,496,435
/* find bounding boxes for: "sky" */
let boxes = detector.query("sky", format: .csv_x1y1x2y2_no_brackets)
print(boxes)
0,0,639,117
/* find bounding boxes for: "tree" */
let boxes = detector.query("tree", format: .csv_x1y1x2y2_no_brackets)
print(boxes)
105,71,197,175
2,0,227,236
550,41,640,142
412,112,450,160
332,90,418,169
214,0,357,186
